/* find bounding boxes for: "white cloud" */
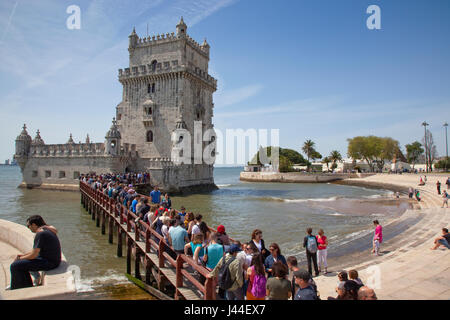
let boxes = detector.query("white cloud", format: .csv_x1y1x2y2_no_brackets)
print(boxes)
215,84,263,108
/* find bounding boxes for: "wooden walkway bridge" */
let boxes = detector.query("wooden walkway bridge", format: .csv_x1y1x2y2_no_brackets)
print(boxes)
79,181,217,300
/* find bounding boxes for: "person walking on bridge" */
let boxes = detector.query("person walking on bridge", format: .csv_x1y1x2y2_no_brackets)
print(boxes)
150,186,161,204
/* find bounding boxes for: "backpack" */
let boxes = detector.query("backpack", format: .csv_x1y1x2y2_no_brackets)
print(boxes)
307,236,318,253
250,268,267,298
218,256,236,290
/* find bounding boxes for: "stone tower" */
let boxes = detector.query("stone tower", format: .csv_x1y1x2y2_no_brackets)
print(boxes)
116,17,217,191
12,18,217,193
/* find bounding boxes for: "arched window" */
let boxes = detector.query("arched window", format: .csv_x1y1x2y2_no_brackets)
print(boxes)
146,130,153,142
151,60,157,71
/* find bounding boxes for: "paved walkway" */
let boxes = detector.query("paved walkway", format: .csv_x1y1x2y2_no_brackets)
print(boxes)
314,173,450,300
0,242,21,294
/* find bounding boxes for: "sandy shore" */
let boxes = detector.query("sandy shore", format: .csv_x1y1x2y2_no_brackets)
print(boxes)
312,173,450,300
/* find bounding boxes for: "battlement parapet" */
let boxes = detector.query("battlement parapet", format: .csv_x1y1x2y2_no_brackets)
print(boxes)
30,143,107,157
118,63,217,88
132,32,209,56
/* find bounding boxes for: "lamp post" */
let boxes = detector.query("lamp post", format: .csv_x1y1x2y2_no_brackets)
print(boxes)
444,122,448,172
422,121,429,173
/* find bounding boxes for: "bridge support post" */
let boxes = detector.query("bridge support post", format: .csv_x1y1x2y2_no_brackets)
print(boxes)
101,210,106,234
108,216,114,244
117,227,123,257
96,205,100,228
127,236,132,274
135,250,142,280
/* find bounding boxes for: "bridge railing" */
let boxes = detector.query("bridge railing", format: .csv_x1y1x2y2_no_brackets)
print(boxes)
80,180,216,300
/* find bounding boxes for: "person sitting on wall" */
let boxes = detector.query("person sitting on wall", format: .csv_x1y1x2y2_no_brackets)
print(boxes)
8,215,61,290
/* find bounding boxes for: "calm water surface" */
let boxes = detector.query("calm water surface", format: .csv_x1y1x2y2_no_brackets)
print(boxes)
0,166,407,298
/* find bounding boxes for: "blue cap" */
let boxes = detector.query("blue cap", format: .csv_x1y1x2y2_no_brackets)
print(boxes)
228,244,242,253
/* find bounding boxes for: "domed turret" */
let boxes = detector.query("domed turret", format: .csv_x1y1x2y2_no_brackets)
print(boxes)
31,129,45,146
105,118,121,155
171,115,189,164
176,17,187,38
128,26,138,49
15,124,32,156
67,133,75,144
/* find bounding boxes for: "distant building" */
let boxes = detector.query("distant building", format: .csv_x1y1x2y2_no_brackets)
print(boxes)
4,159,10,165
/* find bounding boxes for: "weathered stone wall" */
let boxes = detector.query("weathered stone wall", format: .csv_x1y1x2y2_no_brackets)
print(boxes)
20,156,127,188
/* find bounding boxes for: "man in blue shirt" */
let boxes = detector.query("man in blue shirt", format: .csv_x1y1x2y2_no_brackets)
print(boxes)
168,217,189,254
150,186,161,204
293,270,318,300
131,195,140,213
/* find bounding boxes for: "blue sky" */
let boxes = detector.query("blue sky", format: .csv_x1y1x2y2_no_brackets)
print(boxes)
1,0,449,164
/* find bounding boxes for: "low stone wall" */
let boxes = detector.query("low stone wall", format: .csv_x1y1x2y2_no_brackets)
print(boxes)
0,219,76,300
239,171,375,183
18,182,79,192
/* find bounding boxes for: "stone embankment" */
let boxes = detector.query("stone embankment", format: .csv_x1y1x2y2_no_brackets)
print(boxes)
0,219,76,300
240,171,375,183
313,174,450,300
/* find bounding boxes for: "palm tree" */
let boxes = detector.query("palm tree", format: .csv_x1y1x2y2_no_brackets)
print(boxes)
329,150,342,172
323,156,331,172
302,139,315,172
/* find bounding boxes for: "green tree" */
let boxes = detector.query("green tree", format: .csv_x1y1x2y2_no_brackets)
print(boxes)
249,147,307,170
302,139,316,171
279,155,293,172
434,157,450,171
311,150,322,162
405,141,424,170
347,136,400,172
329,150,342,172
323,156,331,172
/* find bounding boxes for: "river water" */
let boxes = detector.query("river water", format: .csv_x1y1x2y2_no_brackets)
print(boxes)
0,166,411,299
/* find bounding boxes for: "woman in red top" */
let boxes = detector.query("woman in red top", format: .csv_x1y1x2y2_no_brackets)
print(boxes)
316,229,328,274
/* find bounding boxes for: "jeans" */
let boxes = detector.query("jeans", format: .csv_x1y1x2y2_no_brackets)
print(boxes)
438,239,450,249
306,251,319,276
10,257,59,290
226,287,244,300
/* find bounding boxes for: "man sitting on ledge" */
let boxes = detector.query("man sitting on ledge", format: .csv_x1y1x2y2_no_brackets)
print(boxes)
9,215,61,290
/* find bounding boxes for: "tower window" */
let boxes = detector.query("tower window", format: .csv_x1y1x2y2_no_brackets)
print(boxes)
147,84,151,93
32,170,38,177
73,171,80,179
45,170,51,178
151,60,157,71
146,130,153,142
146,107,152,115
59,171,66,178
152,83,155,93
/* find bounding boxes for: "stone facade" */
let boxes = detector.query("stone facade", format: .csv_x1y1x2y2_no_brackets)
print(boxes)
14,18,217,193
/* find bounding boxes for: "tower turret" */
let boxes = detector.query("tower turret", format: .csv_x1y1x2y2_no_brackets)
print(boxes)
201,38,210,56
14,124,32,171
176,17,187,38
31,129,45,146
105,118,121,155
15,124,32,156
67,133,75,144
128,27,138,49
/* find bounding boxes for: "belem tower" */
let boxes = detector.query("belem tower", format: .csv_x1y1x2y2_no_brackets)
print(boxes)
14,18,218,193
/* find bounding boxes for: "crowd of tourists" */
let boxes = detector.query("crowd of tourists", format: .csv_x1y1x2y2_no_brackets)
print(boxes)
76,174,382,300
6,172,448,299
